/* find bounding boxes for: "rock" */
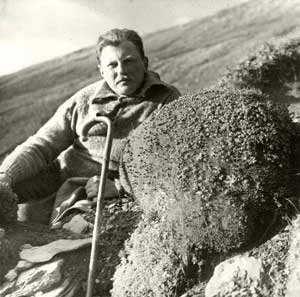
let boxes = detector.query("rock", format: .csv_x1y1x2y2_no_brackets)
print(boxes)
16,259,34,271
20,243,32,249
0,281,16,296
20,238,92,263
4,260,34,282
63,214,92,234
179,223,292,297
4,269,18,282
249,224,291,297
4,259,64,297
41,278,81,297
205,255,264,297
285,216,300,297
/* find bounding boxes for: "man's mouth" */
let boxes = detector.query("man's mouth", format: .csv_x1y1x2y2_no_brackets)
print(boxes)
117,78,130,85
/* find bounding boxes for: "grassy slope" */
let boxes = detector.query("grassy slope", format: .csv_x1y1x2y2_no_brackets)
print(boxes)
0,0,300,160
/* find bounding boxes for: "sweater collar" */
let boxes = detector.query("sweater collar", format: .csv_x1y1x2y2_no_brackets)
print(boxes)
91,71,169,101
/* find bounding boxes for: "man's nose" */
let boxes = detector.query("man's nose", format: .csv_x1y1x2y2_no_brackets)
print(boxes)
116,62,127,75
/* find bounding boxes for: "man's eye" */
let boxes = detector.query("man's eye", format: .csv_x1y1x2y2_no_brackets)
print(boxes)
124,57,136,64
107,62,117,68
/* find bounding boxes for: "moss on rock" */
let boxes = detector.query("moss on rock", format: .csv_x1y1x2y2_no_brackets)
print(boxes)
220,39,300,104
115,87,293,296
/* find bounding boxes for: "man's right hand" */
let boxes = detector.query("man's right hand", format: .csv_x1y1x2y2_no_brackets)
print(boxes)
0,174,18,223
0,173,12,186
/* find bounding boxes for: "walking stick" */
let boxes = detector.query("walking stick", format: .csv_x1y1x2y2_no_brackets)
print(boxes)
81,114,113,297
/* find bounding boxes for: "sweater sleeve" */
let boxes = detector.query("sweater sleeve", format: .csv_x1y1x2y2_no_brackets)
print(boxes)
0,95,78,185
158,85,181,108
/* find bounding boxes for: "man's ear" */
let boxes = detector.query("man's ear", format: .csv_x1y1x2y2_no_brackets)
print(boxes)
97,64,103,76
144,57,149,70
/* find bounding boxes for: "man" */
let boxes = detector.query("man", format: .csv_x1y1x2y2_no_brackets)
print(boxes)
0,28,180,224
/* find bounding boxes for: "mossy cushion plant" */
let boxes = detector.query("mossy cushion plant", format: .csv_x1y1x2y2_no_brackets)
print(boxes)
114,87,293,297
220,37,300,170
111,219,187,297
220,39,300,104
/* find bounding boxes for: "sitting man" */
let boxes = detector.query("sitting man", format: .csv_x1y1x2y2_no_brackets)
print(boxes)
0,28,180,224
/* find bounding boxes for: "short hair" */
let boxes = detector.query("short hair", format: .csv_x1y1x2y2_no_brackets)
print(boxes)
96,28,146,64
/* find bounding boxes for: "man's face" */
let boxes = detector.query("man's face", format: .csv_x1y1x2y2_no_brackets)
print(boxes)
99,40,148,96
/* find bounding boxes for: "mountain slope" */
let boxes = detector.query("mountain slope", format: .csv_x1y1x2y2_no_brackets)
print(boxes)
0,0,300,159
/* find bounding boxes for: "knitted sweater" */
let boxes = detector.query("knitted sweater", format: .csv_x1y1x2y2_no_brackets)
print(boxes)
0,71,180,185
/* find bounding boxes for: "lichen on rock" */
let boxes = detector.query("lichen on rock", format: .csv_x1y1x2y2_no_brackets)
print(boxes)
205,255,266,297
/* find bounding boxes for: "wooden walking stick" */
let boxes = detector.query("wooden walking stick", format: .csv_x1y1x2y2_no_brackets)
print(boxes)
81,114,113,297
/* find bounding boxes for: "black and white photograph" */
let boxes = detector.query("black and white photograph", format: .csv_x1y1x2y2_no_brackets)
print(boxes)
0,0,300,296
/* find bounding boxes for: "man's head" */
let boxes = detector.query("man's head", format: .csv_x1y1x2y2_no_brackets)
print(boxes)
96,29,148,96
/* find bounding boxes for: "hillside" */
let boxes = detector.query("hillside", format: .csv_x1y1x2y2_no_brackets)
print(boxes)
1,0,300,160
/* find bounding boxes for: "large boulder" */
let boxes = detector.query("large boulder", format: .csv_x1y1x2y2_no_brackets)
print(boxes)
114,87,294,297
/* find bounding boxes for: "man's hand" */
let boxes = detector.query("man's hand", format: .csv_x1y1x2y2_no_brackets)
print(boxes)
0,174,18,223
85,176,119,201
0,173,12,186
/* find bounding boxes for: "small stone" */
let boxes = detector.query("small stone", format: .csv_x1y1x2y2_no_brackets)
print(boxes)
105,224,114,231
42,278,80,297
0,280,16,296
20,238,92,263
16,260,34,271
63,214,90,234
20,243,32,250
4,268,18,282
5,259,64,297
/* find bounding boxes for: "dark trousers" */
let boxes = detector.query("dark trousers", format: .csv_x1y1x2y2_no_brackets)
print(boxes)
13,162,62,224
11,161,119,224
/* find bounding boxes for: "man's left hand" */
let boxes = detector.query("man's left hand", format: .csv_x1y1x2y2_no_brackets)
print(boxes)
85,176,119,200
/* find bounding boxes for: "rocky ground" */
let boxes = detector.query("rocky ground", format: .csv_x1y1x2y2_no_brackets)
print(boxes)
0,193,299,297
0,196,142,297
